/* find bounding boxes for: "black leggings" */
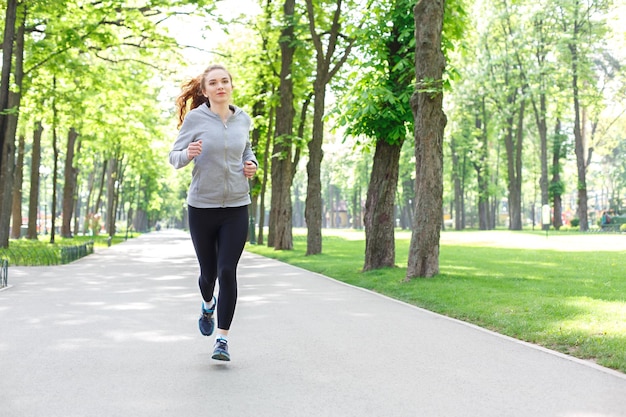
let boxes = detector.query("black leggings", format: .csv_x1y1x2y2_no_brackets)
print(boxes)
188,205,248,331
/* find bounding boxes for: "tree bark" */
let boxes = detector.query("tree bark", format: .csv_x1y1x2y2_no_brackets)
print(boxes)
406,0,446,280
269,0,297,250
50,87,59,244
504,98,524,230
94,159,107,219
450,140,464,231
551,119,565,230
304,82,325,255
105,156,118,237
570,41,588,231
0,93,17,247
304,0,353,256
82,168,95,235
537,93,549,231
10,134,25,239
257,104,273,245
61,128,79,237
0,3,21,247
27,122,43,240
473,108,491,230
363,140,402,271
0,0,17,178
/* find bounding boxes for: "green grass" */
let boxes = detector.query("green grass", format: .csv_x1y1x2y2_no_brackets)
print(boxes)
0,233,138,266
245,228,626,373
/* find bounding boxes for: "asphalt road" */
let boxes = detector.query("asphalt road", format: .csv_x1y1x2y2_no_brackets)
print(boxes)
1,229,625,417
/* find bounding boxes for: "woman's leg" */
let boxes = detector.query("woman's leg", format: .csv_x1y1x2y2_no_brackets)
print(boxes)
215,205,249,331
187,206,219,303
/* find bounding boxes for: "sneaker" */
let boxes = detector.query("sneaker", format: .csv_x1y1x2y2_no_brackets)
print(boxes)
198,297,216,336
212,338,230,361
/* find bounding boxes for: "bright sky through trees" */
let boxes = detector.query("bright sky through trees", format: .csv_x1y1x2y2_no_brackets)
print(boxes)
166,0,261,76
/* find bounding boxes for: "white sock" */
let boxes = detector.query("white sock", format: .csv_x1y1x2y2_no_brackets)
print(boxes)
203,297,216,311
216,334,228,343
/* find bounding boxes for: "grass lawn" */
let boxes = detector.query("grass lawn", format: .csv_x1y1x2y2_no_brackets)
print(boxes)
1,233,137,266
244,228,626,374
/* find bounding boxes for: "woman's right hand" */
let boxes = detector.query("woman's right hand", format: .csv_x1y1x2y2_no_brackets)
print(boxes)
187,140,202,159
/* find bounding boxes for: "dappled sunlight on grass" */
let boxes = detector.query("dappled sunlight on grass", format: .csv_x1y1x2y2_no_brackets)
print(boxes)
553,297,626,334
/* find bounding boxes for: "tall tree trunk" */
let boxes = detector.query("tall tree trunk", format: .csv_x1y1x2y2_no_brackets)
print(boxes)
82,168,95,235
305,83,325,254
537,93,549,231
450,140,464,231
10,134,25,238
0,4,22,247
94,159,107,218
400,178,414,230
360,0,414,266
476,167,490,230
406,0,446,280
0,93,16,247
504,98,524,230
551,119,565,230
0,0,17,180
570,41,588,231
50,81,59,244
269,0,297,250
473,100,491,230
73,182,82,236
303,0,353,255
363,140,402,271
61,128,79,237
105,156,119,237
257,105,274,246
26,122,43,239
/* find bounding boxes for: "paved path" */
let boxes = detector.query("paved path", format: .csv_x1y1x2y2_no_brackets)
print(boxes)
1,230,625,417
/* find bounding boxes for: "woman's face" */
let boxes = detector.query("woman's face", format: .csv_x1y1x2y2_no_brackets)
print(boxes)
202,68,233,105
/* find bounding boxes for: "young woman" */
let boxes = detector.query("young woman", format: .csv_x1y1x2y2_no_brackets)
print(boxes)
169,64,258,361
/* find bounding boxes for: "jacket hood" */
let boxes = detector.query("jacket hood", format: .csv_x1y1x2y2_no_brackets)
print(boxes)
198,103,243,118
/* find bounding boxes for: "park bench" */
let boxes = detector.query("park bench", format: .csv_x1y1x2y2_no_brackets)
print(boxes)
600,215,625,232
601,223,621,232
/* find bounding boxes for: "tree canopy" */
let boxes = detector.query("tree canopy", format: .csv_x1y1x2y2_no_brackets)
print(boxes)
1,0,624,276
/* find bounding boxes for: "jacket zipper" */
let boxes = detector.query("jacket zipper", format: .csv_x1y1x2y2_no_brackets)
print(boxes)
222,121,228,207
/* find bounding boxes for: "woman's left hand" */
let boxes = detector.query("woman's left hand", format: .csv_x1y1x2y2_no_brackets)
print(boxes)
243,161,257,179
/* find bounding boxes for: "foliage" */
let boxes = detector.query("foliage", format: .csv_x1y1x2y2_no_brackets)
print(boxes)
2,0,625,254
1,0,216,241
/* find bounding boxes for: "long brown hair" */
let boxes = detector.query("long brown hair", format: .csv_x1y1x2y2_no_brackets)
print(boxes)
175,64,233,128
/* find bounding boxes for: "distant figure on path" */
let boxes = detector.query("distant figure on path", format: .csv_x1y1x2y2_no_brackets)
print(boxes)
169,64,258,361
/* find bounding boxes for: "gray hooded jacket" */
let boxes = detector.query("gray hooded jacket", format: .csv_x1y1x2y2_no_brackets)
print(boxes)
169,103,258,208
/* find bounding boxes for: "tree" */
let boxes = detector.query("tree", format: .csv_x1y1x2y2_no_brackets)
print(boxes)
61,128,78,237
303,0,356,255
10,134,25,239
523,3,562,230
550,118,567,229
556,0,609,231
0,0,218,246
336,0,415,270
268,0,298,250
480,0,526,231
26,122,43,240
0,0,17,178
406,0,447,279
0,0,20,247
